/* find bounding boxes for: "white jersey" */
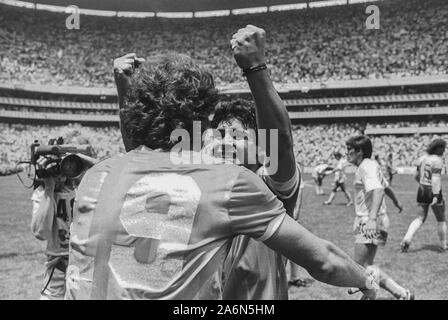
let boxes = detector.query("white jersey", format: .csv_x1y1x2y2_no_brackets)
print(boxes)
313,164,328,178
31,185,76,256
334,158,348,183
354,158,387,217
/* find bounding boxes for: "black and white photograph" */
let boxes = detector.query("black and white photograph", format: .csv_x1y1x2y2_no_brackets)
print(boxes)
0,0,447,303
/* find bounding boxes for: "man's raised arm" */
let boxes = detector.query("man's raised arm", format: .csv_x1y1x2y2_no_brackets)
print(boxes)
113,53,145,152
231,25,295,183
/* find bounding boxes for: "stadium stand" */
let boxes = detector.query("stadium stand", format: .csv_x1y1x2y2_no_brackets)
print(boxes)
0,0,447,175
0,0,447,86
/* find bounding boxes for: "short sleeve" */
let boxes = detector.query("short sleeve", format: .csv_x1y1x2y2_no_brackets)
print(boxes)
31,185,44,202
257,164,300,199
432,158,443,174
360,160,383,193
31,186,45,216
228,168,287,242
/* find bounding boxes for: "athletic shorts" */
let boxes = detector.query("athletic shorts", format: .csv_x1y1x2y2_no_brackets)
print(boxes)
313,174,324,186
353,215,389,246
332,181,346,192
417,185,444,206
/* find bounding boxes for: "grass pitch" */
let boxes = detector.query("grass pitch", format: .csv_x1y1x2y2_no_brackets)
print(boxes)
0,173,447,299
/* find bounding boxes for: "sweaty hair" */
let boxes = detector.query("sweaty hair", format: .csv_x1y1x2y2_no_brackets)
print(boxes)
211,99,257,131
120,53,218,151
346,135,372,159
427,139,447,155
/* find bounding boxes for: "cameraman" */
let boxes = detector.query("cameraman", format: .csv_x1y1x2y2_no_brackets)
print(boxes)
30,136,93,300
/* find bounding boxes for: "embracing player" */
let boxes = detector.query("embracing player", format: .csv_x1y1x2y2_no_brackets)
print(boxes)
65,43,379,300
205,24,302,299
401,139,447,253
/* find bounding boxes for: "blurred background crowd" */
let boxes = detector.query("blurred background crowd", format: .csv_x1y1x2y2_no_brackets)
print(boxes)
0,0,446,87
1,122,446,175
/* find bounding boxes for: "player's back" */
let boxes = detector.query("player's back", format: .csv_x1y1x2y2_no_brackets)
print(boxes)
418,154,443,186
66,146,286,300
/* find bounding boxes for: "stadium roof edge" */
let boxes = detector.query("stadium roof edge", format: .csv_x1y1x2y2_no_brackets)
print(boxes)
0,0,383,15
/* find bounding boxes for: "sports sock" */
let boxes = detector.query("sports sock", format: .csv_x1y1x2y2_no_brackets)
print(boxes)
437,222,447,249
379,271,407,299
403,218,423,243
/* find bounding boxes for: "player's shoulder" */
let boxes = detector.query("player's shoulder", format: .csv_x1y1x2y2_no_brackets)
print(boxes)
229,166,275,200
359,158,377,170
417,154,427,164
430,155,443,167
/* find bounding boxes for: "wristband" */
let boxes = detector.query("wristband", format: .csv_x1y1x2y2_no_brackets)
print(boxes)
242,63,267,77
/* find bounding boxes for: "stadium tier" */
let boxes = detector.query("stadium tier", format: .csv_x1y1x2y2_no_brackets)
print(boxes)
1,0,448,175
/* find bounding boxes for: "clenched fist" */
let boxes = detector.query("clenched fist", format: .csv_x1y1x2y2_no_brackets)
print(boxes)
113,53,145,77
230,25,266,70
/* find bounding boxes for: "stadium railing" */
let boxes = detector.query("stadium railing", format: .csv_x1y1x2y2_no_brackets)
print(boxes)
288,106,448,119
365,126,448,135
284,92,448,107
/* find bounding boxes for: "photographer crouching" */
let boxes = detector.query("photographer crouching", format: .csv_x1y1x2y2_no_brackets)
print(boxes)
30,134,96,300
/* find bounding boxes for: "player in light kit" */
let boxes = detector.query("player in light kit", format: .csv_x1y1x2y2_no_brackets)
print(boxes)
401,139,447,253
312,163,332,195
324,152,353,206
64,49,380,299
346,135,413,300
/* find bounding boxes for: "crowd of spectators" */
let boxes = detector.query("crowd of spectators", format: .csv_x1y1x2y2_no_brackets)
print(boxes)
0,0,447,87
293,123,448,168
1,122,447,175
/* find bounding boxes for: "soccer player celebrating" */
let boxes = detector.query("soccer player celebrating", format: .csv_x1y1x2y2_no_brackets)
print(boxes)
324,151,353,206
346,135,413,300
213,24,302,299
312,163,332,195
65,52,379,300
401,139,447,253
207,99,301,298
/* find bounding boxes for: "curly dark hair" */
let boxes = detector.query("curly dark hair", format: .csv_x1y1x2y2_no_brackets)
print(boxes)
211,99,257,131
120,53,218,151
346,135,372,159
427,138,446,155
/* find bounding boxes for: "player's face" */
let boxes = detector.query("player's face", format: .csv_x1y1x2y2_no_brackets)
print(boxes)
347,147,361,166
205,118,258,169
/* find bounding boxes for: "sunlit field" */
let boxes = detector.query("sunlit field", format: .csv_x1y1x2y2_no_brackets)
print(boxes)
0,173,447,300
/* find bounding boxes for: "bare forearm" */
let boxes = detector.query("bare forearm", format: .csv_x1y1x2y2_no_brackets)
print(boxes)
246,69,295,181
369,188,384,220
114,72,130,110
312,241,367,288
264,216,367,289
432,175,441,194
